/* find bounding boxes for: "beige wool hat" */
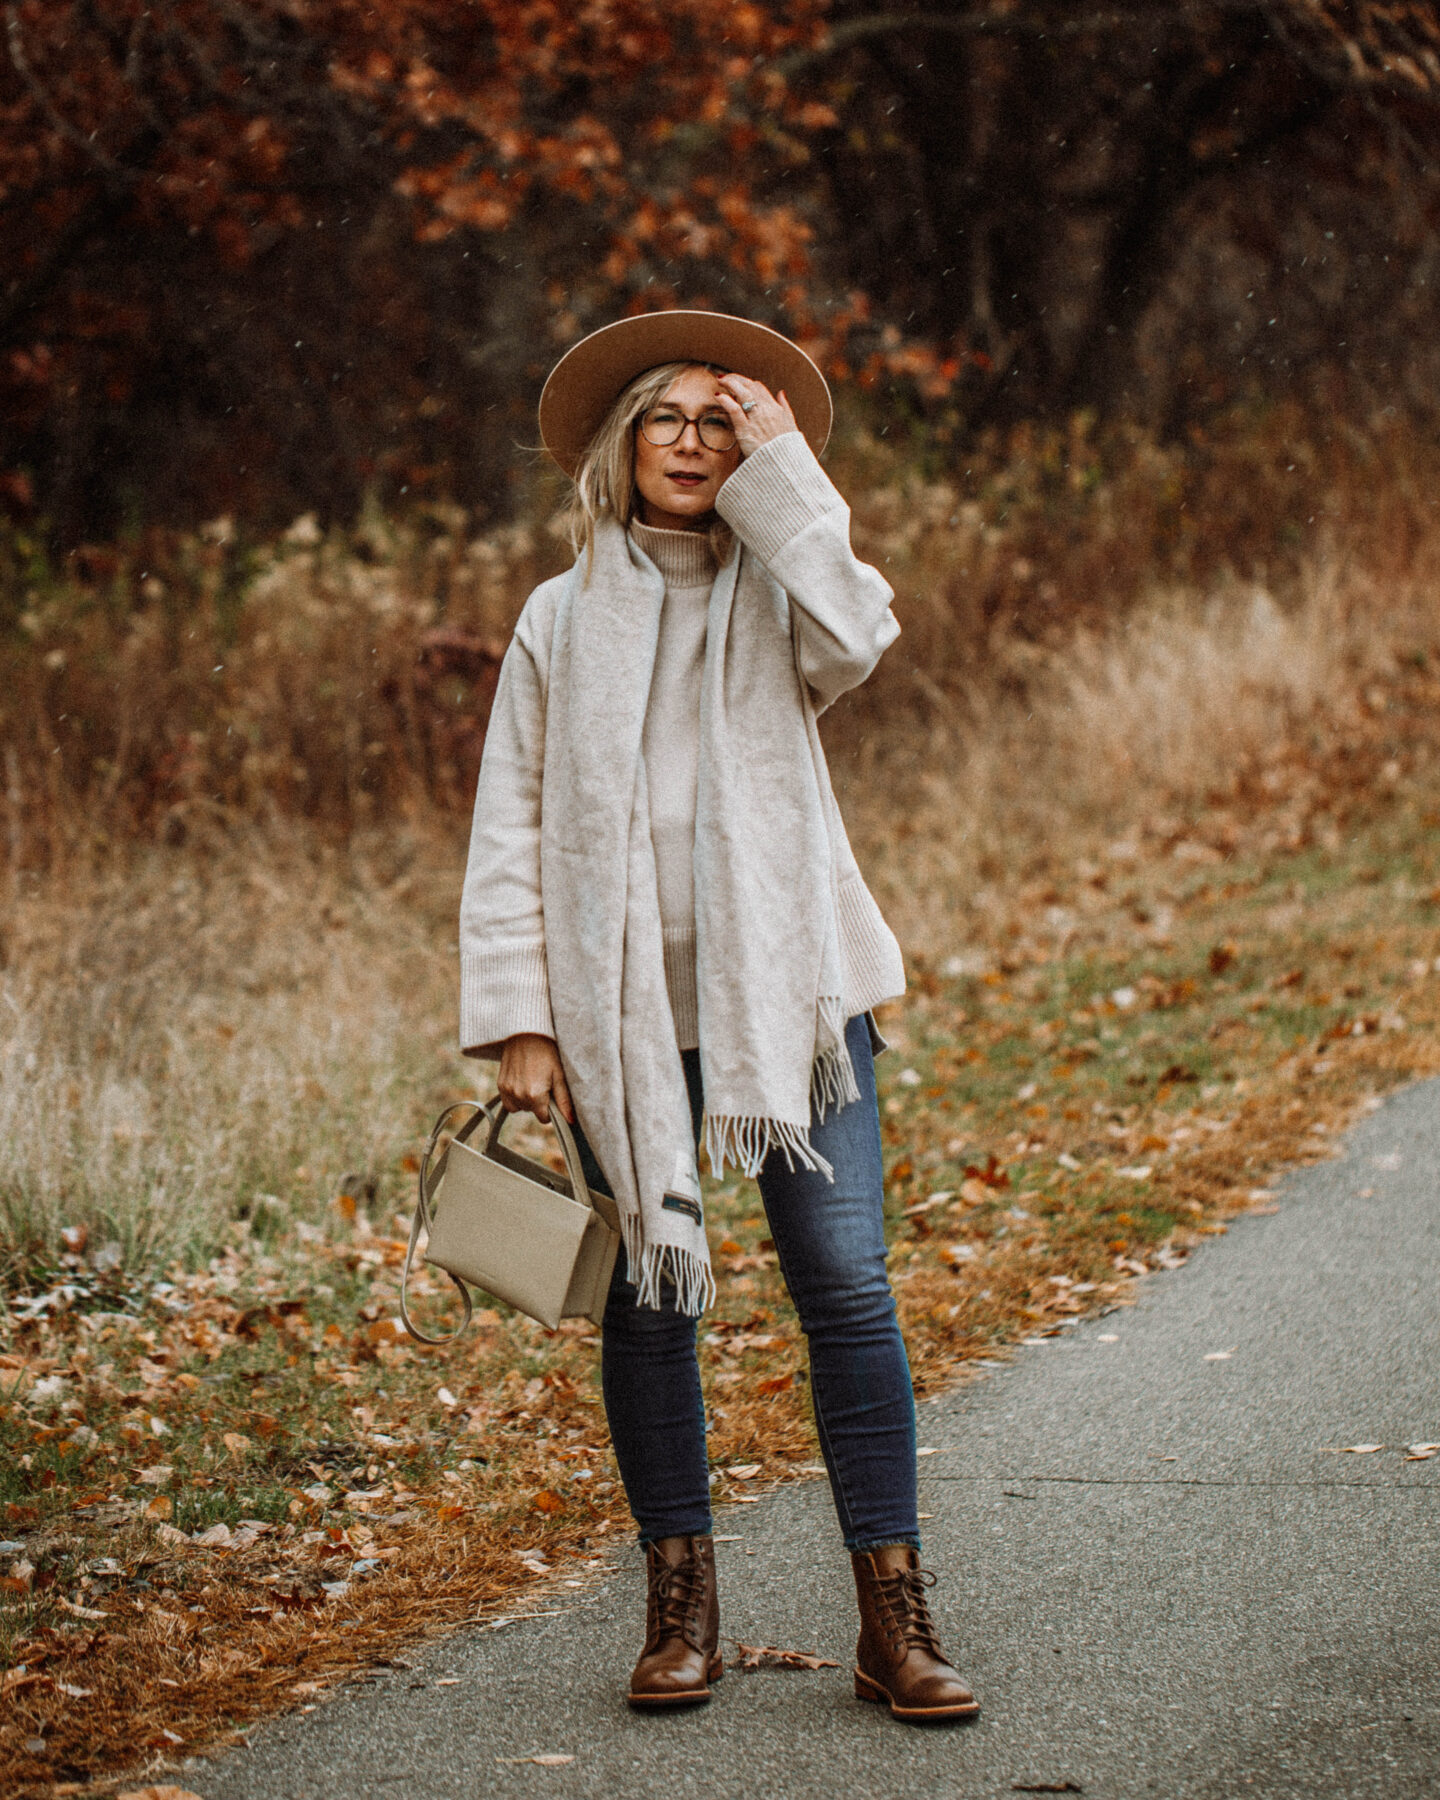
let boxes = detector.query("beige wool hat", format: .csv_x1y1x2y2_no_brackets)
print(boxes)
538,309,833,477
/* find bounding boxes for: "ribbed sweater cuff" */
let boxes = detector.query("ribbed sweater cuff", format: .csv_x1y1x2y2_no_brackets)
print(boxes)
716,431,844,567
662,925,700,1052
837,877,907,1015
459,941,554,1056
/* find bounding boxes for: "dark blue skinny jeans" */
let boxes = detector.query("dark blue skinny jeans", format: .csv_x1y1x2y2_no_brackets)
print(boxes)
571,1013,919,1553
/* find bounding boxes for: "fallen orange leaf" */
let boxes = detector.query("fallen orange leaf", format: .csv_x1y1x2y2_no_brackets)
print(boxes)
730,1642,839,1672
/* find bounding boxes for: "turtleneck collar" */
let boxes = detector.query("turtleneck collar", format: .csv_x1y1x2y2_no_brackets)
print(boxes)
630,518,718,589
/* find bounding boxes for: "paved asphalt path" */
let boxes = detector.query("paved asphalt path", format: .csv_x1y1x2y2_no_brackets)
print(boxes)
195,1080,1440,1799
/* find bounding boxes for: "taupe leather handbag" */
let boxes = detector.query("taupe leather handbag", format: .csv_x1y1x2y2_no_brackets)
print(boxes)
400,1099,622,1344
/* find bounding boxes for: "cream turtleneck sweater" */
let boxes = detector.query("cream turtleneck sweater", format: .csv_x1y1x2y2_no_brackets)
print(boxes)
630,518,718,1050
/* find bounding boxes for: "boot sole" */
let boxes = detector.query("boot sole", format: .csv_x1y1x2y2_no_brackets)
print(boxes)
854,1666,980,1721
628,1658,724,1710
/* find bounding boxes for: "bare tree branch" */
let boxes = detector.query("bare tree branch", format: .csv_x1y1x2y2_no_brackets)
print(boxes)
5,3,131,181
121,7,171,139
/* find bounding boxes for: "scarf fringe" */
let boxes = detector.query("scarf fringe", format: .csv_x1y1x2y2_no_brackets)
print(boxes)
811,1027,861,1122
622,1211,716,1317
703,1111,836,1184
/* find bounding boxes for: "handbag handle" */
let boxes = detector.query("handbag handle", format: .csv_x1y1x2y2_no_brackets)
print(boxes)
483,1097,595,1209
398,1098,599,1345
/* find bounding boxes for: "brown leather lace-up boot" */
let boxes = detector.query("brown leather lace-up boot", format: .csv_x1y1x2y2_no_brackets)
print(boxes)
627,1533,722,1709
851,1543,979,1722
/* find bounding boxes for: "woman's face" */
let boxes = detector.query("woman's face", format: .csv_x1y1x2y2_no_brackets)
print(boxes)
632,366,742,531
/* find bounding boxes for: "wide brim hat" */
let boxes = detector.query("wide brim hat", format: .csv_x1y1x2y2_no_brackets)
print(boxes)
538,309,832,477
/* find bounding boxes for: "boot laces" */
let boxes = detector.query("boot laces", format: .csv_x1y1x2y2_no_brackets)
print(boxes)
649,1551,706,1649
877,1564,943,1658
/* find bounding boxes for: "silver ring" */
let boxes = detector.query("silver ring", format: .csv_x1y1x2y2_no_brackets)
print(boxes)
741,399,756,415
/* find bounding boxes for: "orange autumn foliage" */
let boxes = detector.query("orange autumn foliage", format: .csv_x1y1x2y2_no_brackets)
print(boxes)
2,1,1439,536
0,0,830,531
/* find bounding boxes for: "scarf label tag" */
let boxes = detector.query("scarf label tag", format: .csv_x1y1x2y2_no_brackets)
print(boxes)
661,1192,703,1225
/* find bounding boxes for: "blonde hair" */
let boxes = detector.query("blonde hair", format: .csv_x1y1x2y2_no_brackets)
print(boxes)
568,362,735,568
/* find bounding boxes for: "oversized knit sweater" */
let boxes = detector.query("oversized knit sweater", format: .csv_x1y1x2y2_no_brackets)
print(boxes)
459,429,906,1061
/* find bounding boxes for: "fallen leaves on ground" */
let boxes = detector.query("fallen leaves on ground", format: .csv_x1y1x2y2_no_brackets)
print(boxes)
0,1237,636,1796
729,1642,839,1672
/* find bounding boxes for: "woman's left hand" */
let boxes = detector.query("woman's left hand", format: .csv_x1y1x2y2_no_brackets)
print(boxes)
715,374,797,458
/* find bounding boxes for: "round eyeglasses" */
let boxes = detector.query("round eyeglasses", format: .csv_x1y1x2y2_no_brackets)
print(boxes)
638,405,737,452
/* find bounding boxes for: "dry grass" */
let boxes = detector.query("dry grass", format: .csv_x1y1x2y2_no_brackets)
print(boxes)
838,542,1440,954
5,403,1439,866
2,517,1427,1270
0,509,560,862
0,825,471,1270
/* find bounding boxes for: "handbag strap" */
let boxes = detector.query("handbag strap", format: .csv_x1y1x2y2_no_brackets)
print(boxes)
399,1098,611,1345
398,1100,487,1346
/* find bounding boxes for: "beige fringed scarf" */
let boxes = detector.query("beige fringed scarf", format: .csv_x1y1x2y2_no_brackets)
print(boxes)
539,517,858,1316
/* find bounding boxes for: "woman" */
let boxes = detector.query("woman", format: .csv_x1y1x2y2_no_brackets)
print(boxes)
459,311,977,1723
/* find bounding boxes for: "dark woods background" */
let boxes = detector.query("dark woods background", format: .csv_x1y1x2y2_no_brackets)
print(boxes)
4,0,1439,544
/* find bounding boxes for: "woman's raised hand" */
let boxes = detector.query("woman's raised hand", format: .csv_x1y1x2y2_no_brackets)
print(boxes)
714,374,797,458
497,1032,575,1126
